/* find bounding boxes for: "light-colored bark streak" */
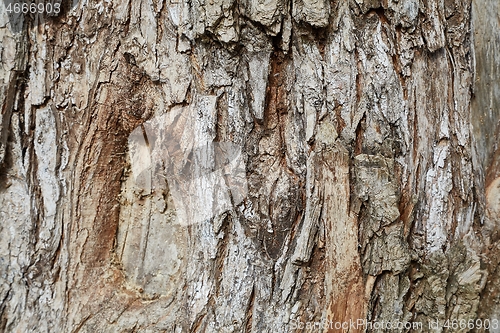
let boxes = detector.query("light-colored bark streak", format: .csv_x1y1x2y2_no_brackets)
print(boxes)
0,0,499,332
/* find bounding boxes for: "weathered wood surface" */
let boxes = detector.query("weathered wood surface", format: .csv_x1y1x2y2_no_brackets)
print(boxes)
0,0,499,332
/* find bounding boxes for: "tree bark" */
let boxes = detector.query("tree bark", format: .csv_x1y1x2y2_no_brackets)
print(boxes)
0,0,499,332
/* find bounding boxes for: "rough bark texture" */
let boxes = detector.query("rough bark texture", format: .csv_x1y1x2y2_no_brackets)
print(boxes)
0,0,499,332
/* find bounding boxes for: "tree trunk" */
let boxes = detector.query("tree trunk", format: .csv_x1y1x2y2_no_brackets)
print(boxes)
1,0,499,332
